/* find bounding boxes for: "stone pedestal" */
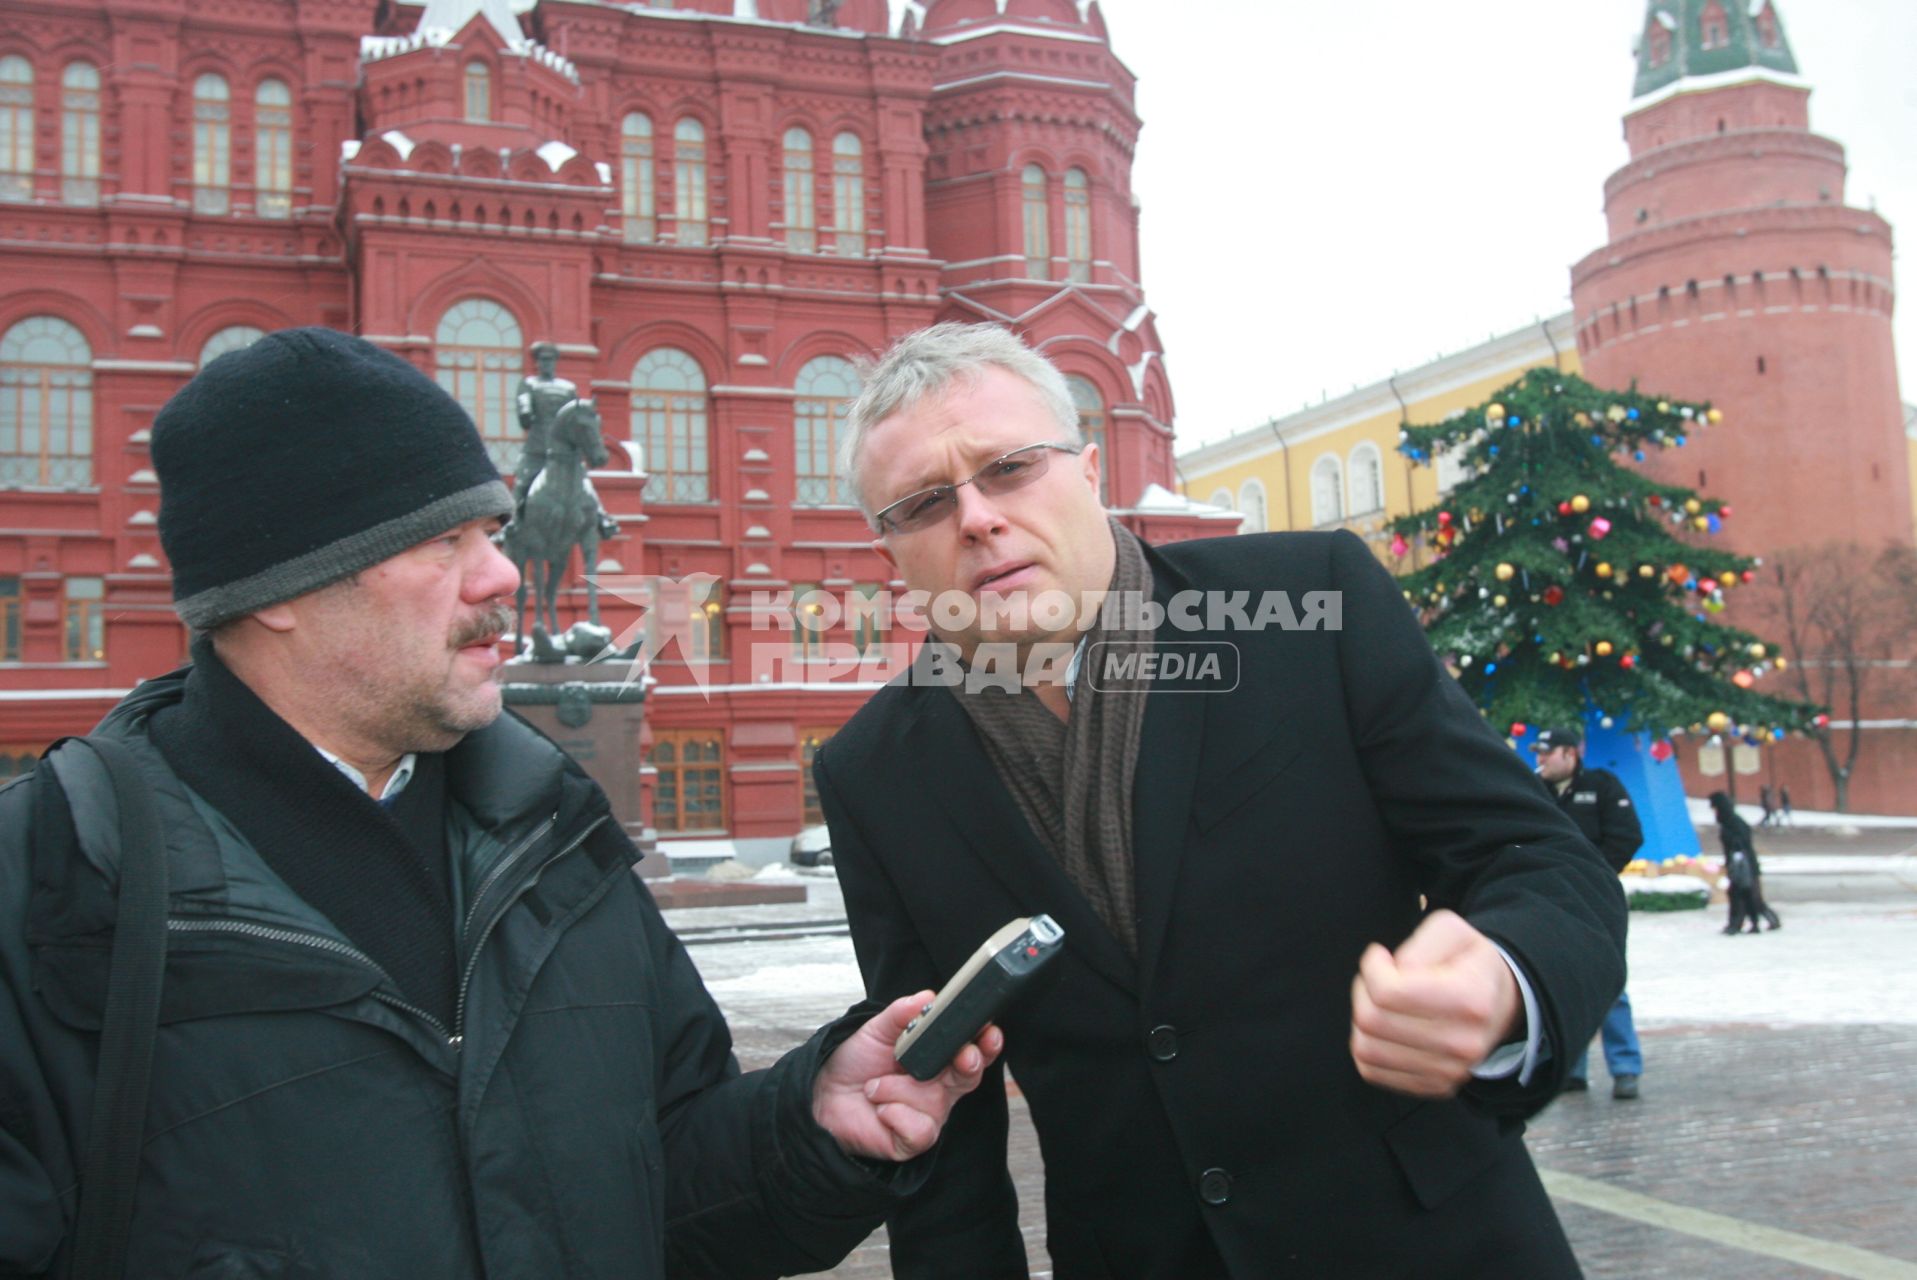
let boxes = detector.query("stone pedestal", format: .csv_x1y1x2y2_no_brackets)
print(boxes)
499,664,806,908
500,665,660,877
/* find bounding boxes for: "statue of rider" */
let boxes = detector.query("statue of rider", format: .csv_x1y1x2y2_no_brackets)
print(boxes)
514,341,618,539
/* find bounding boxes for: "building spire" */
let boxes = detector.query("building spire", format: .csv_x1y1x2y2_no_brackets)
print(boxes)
416,0,526,49
1633,0,1797,99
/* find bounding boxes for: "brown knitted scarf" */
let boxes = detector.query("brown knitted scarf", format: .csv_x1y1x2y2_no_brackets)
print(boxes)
950,519,1155,954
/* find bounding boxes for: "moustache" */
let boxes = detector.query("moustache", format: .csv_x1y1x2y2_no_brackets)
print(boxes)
451,604,514,650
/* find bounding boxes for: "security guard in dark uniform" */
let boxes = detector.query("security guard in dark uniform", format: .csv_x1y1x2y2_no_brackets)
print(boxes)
1534,726,1645,1099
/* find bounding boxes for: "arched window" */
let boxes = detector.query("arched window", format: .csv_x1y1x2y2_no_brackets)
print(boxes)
464,61,491,122
1237,480,1268,534
794,356,859,505
1309,455,1344,527
832,131,863,257
1066,375,1108,502
1347,441,1385,515
673,118,707,247
433,299,523,471
1754,2,1780,47
631,347,709,501
1647,19,1672,68
1063,168,1091,283
0,56,31,202
1,317,94,488
621,112,655,243
1208,488,1233,511
61,63,99,206
199,325,265,369
254,79,292,218
1021,164,1049,279
782,126,815,252
1699,1,1728,50
193,73,231,214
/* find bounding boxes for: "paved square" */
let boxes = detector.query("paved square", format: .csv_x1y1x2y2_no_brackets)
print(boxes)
675,836,1917,1278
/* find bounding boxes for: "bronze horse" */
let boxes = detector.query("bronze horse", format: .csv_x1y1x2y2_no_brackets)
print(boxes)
499,398,611,648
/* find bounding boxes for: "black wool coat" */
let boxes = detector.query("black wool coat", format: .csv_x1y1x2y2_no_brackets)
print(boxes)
818,530,1626,1280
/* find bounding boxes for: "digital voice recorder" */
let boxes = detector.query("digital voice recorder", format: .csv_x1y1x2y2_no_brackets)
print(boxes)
894,914,1064,1081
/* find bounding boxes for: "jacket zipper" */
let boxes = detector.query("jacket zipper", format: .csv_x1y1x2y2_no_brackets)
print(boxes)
461,815,557,937
165,917,452,1040
449,814,608,1051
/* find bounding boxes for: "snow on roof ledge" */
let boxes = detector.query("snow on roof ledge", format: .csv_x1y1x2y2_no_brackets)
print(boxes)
536,139,578,172
1125,483,1241,517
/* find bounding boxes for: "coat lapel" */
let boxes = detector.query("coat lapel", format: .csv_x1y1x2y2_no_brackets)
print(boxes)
904,683,1139,996
1129,543,1212,989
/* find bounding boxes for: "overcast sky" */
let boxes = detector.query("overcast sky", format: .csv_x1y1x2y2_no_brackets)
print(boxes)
1087,0,1917,450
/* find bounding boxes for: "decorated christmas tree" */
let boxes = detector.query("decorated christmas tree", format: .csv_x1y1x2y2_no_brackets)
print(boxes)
1387,368,1820,754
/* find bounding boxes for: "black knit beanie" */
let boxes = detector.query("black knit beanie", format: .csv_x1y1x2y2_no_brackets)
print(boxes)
153,327,514,629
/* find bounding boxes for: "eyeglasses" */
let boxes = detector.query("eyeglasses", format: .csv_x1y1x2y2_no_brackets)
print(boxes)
873,442,1083,534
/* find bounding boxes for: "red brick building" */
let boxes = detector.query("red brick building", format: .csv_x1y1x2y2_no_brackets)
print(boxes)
0,0,1210,854
1571,0,1913,812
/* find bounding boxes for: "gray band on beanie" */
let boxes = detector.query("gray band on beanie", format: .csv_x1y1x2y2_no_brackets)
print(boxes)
174,480,514,630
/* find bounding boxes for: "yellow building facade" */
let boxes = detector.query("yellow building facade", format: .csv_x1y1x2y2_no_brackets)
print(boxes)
1177,315,1580,569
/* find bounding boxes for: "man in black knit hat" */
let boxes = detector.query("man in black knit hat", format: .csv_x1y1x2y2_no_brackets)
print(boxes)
0,327,997,1279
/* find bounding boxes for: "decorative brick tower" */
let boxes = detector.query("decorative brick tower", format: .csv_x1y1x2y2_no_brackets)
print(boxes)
1570,0,1909,558
1571,0,1914,813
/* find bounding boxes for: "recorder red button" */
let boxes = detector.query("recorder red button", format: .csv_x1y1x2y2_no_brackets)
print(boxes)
1147,1025,1178,1061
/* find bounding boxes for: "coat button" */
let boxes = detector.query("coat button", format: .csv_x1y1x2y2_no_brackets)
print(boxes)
1147,1025,1179,1062
1198,1168,1233,1206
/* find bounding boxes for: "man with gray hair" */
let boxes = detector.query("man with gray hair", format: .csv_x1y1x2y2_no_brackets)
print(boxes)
817,321,1625,1277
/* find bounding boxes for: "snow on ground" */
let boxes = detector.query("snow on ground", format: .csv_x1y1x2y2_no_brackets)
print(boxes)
687,893,1917,1038
1623,900,1917,1027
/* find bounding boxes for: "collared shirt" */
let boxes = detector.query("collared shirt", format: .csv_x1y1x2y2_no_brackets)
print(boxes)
316,747,417,803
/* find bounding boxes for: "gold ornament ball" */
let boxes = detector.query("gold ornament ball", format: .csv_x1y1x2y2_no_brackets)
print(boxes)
1774,656,1789,670
1492,594,1508,607
1693,515,1711,531
1748,643,1766,658
1486,402,1505,420
1495,562,1516,581
1706,408,1723,424
1571,494,1591,514
1656,400,1670,412
1661,634,1676,646
1718,571,1737,588
1596,562,1613,577
1684,498,1702,515
1595,640,1614,657
1706,711,1731,733
1638,563,1656,578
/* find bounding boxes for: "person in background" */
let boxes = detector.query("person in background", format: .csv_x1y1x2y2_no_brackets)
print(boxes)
1533,726,1645,1100
1709,790,1782,934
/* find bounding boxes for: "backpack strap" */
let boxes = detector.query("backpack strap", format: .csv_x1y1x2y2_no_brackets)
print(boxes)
43,737,169,1280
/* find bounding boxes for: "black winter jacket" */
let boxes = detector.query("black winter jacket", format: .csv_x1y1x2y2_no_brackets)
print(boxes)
0,666,915,1279
1547,764,1644,873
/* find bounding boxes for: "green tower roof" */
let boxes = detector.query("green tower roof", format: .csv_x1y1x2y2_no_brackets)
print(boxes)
1633,0,1798,99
